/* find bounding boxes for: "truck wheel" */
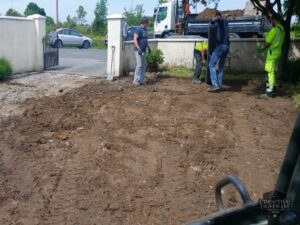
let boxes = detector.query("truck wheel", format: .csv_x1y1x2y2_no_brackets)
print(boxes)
229,33,240,39
163,33,170,38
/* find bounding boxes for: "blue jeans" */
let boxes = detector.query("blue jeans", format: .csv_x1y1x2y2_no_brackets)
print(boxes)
134,51,147,84
209,44,229,88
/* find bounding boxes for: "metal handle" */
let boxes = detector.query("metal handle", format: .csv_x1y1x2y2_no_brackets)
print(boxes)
215,175,252,211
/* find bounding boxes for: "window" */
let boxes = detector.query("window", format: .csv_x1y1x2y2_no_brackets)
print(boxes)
70,30,81,37
59,29,69,35
157,7,168,22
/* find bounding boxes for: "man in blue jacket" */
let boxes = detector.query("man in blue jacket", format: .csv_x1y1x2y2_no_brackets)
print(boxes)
208,12,230,92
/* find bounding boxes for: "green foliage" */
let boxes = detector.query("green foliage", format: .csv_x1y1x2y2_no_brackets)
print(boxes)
158,0,165,4
6,8,22,17
46,16,55,26
65,15,77,29
76,24,92,36
93,0,108,34
90,40,107,49
0,58,12,79
291,22,300,37
147,17,154,33
76,5,87,24
147,49,164,72
24,2,46,16
124,4,144,26
284,0,300,19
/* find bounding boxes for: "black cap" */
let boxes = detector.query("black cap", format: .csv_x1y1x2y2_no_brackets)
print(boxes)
215,11,222,17
141,17,149,25
271,13,281,22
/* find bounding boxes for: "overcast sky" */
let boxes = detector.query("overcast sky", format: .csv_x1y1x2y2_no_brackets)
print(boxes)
0,0,250,23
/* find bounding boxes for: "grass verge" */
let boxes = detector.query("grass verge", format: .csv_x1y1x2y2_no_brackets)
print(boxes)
161,66,194,77
161,66,265,81
90,40,107,50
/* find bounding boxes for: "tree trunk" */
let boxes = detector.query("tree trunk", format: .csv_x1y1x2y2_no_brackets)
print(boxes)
278,22,291,81
278,0,297,81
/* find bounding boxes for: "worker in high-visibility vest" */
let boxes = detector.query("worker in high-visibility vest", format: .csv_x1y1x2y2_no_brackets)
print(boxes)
262,13,285,97
192,41,208,84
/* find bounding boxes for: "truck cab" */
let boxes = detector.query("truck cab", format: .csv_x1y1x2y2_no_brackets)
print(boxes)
154,1,176,38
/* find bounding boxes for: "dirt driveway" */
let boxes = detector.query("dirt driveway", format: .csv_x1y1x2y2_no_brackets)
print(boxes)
0,74,298,225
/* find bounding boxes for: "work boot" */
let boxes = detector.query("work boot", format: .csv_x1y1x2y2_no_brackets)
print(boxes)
207,86,221,93
192,79,202,84
260,92,274,98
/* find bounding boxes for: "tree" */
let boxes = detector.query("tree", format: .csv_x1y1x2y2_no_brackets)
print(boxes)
46,16,55,26
249,0,297,80
65,15,77,29
124,4,144,26
285,0,300,20
76,5,87,24
159,0,165,4
93,0,108,33
5,8,22,17
24,2,46,16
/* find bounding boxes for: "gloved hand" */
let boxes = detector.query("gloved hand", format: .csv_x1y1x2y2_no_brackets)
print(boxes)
148,47,151,54
138,48,142,56
257,44,266,54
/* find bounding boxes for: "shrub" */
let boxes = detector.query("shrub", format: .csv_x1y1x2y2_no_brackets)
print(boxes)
147,49,164,72
0,58,12,79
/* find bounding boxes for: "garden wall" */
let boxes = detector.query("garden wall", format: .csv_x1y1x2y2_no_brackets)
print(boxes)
123,38,300,73
0,15,45,74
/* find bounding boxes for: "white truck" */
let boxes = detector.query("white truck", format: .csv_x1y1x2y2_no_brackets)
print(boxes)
154,0,272,38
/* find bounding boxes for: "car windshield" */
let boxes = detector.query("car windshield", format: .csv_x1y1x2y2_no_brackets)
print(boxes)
157,7,168,22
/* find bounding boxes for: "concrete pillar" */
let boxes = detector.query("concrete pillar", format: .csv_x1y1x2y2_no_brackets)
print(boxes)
28,14,46,71
106,14,125,80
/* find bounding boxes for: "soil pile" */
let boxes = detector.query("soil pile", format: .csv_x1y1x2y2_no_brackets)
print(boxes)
196,8,244,19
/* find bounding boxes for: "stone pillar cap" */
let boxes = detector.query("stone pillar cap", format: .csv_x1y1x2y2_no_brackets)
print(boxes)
107,14,125,20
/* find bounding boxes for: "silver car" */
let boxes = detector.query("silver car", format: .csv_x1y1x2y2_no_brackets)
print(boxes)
49,28,93,49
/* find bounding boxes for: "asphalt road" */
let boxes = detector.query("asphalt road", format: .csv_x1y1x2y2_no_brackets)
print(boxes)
47,49,107,77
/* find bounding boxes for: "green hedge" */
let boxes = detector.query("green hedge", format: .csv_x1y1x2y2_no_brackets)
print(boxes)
0,58,12,79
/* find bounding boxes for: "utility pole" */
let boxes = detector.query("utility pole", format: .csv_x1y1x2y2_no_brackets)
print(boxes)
56,0,59,24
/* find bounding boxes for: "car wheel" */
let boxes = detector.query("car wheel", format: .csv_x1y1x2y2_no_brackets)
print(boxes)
83,41,90,49
54,40,63,48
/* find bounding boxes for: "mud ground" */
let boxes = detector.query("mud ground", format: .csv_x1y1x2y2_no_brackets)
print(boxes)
0,73,91,119
0,74,298,225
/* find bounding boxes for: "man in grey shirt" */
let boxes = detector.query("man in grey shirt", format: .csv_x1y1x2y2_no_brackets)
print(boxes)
133,17,150,85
